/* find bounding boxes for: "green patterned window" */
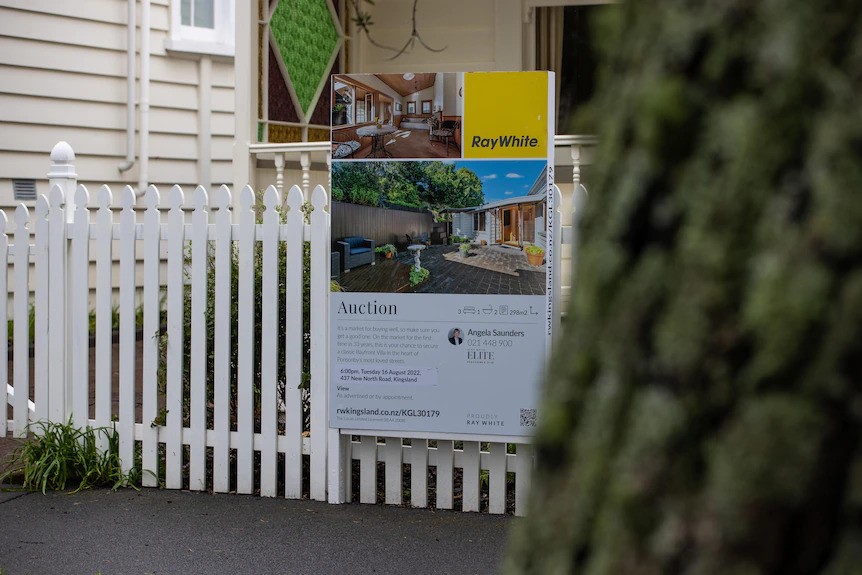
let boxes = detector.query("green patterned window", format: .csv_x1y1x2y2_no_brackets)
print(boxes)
259,0,343,143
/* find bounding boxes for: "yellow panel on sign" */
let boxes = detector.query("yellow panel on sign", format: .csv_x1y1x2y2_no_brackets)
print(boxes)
463,72,550,159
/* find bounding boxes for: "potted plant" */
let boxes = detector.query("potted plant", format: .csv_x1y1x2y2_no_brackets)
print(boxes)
375,244,397,259
524,243,545,266
459,242,470,257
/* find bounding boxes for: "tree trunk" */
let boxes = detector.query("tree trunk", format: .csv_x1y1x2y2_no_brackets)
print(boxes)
506,2,862,574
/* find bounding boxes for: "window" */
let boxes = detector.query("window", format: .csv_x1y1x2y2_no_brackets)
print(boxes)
473,212,486,232
333,80,354,126
407,102,416,114
332,77,383,126
167,0,235,57
421,100,432,114
182,0,215,28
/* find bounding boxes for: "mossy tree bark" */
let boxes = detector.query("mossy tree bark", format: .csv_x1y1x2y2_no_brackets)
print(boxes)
506,2,862,574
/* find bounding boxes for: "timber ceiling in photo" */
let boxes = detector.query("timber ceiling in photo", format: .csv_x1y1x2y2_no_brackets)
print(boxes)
376,73,437,97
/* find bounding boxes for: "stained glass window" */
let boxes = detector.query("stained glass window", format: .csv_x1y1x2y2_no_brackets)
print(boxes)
258,0,343,143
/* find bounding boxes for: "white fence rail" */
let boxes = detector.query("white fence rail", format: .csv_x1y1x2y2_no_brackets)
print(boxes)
3,143,537,515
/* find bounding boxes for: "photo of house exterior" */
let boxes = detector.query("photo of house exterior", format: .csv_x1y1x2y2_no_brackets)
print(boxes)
330,145,550,295
450,165,548,250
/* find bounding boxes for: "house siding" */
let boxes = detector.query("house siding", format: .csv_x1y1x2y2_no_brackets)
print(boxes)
451,212,474,239
0,0,235,210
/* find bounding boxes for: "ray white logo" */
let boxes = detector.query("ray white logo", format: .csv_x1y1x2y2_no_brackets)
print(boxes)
470,135,539,149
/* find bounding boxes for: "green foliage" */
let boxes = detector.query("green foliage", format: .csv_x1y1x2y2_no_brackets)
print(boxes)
159,197,324,431
450,235,469,244
459,243,470,256
506,2,862,574
6,304,35,346
375,244,397,256
409,266,430,287
332,161,485,210
9,304,146,347
523,244,544,256
0,418,141,493
349,186,380,207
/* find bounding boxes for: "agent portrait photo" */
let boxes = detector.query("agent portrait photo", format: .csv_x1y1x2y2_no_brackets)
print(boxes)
448,327,463,345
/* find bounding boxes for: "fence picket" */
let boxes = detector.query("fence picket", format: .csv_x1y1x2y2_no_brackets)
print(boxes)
189,187,208,491
359,435,377,504
70,185,90,428
33,196,49,423
0,211,7,436
331,430,352,504
142,185,160,486
47,184,66,423
436,440,454,510
488,442,507,514
283,185,304,498
515,443,532,517
384,437,402,505
118,187,136,473
260,186,280,497
94,187,114,451
13,205,30,437
17,144,546,515
462,441,480,512
212,185,232,493
309,185,328,501
236,186,255,494
410,439,429,508
165,185,185,488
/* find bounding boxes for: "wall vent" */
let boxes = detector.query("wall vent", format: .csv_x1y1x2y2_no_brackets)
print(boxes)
13,179,37,201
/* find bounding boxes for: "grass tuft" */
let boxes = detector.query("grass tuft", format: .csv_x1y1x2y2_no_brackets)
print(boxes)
0,418,142,493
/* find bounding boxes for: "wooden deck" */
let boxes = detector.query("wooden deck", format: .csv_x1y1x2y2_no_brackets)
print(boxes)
337,245,545,295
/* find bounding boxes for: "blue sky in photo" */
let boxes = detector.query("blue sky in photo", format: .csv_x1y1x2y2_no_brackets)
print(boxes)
450,159,547,203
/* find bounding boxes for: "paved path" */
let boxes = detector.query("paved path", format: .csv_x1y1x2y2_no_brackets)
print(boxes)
0,486,513,575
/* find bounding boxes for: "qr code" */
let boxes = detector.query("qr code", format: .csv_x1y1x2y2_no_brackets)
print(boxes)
520,408,537,427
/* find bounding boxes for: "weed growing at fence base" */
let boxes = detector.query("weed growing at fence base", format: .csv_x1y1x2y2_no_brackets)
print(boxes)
0,418,142,493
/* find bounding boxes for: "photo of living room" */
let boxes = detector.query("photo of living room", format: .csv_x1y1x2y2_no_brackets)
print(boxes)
331,73,463,160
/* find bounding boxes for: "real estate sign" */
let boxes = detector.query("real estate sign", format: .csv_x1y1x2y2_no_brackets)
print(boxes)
329,72,554,437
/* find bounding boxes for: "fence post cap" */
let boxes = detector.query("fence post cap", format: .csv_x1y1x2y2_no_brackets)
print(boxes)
48,142,78,183
50,141,75,163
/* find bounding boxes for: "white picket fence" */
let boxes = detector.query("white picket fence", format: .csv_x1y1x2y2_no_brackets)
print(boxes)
3,143,536,515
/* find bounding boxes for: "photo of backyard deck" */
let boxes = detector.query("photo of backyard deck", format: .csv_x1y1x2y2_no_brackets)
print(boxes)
337,244,545,295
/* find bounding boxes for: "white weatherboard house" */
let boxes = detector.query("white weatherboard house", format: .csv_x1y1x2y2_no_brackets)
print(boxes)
2,0,610,517
458,167,548,249
0,0,237,211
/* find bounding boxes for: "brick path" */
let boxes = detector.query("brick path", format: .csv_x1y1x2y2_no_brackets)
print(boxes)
338,244,545,295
